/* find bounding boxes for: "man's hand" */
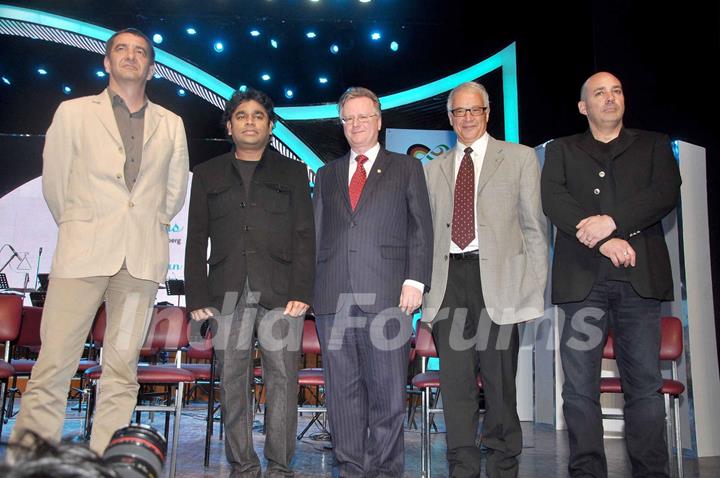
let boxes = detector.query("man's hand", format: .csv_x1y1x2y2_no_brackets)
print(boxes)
599,238,636,268
284,300,310,317
399,285,422,315
576,215,616,248
190,308,214,321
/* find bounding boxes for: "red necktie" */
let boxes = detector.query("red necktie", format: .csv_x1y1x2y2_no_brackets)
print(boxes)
452,147,475,249
349,154,368,211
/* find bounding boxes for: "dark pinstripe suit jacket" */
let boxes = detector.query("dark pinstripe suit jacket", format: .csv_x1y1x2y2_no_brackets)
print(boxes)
313,147,433,315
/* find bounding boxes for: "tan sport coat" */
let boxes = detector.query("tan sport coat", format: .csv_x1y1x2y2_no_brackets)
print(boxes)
422,136,549,325
42,89,189,284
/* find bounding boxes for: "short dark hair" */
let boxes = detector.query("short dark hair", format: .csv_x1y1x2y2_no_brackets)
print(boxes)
222,88,277,125
105,28,155,63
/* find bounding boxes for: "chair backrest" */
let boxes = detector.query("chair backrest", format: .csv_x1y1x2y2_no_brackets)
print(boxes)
603,316,683,361
0,294,23,342
141,306,189,351
16,306,43,348
413,324,437,358
302,316,321,355
187,333,213,360
90,304,107,347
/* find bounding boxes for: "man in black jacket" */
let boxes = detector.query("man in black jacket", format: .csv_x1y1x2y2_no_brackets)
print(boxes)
541,72,681,478
185,88,315,478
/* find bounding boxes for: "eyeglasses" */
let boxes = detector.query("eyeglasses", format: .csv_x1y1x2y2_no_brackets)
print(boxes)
340,113,378,125
449,106,488,117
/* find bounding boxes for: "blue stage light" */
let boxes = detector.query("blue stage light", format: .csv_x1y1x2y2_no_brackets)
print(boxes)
238,84,248,92
152,33,163,44
213,41,224,53
285,88,294,99
271,38,278,48
177,88,186,97
370,31,381,41
318,76,328,84
1,76,10,85
96,70,106,78
250,29,260,37
37,68,47,75
186,27,197,35
306,31,317,39
330,43,339,54
63,85,72,94
261,73,271,81
390,41,399,51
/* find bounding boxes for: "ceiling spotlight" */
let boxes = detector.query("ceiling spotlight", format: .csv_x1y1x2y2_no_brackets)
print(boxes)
306,31,317,39
96,70,106,78
261,73,271,81
238,85,248,92
1,76,10,85
270,38,278,48
390,41,399,52
37,68,48,75
359,0,372,3
370,31,381,41
177,88,186,97
152,33,163,44
186,27,197,35
250,29,261,37
284,88,294,99
213,41,224,53
330,43,339,54
318,76,328,84
63,85,72,94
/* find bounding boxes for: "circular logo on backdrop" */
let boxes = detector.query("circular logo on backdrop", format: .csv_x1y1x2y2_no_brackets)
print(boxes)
407,144,431,161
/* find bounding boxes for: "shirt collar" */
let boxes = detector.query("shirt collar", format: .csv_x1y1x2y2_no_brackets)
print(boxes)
107,87,148,114
456,132,489,157
350,143,381,163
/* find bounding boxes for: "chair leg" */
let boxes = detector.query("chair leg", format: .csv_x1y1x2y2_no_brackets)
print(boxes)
168,382,184,478
204,354,215,467
0,379,7,437
664,394,673,474
673,395,683,478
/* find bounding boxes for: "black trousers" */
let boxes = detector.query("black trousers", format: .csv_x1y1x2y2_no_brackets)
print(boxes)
433,256,521,478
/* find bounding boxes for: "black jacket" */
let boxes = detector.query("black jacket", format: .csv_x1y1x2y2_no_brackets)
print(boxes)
541,128,681,303
184,149,315,312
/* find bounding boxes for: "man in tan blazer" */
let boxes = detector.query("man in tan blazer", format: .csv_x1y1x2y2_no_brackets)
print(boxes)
9,28,188,455
422,82,548,478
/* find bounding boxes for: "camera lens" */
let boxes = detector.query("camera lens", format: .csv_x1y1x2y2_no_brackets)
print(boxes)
103,423,167,478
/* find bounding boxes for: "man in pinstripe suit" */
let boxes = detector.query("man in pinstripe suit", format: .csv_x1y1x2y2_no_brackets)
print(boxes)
313,87,433,477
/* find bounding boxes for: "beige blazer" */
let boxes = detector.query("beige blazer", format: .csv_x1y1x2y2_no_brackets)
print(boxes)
422,136,549,325
42,89,189,284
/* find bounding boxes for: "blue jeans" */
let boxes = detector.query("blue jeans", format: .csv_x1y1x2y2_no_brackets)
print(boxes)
559,280,668,478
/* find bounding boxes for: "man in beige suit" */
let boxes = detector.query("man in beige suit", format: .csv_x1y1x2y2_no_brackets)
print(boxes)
422,82,548,477
9,28,189,455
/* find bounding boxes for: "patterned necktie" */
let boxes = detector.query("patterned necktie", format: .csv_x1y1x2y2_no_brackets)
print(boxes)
349,154,369,211
452,147,475,249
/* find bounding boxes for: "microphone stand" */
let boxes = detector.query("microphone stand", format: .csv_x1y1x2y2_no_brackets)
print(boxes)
34,247,43,290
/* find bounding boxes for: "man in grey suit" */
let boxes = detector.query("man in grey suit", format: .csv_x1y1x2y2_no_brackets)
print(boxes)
313,86,433,477
422,82,548,478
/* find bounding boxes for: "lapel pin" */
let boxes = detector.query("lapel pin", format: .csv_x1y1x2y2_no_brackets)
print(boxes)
377,169,382,174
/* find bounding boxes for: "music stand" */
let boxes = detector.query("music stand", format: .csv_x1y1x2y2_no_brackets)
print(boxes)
37,273,49,291
165,279,185,306
0,273,8,290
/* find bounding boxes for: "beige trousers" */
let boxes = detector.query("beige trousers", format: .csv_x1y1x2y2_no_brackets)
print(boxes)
9,268,158,455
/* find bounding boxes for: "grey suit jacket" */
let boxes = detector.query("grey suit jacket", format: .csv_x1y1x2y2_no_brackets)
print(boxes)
313,147,433,315
421,136,549,325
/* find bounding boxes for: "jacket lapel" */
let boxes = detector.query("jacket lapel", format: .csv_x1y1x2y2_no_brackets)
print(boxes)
143,101,163,149
92,90,122,147
334,153,352,215
437,147,456,192
477,136,505,193
352,148,390,215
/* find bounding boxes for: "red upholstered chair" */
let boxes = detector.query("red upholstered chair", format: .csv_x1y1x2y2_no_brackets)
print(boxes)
411,324,483,478
85,306,192,478
0,294,22,436
296,315,327,440
600,316,685,478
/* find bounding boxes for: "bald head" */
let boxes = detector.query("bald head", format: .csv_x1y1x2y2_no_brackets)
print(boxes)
580,72,622,101
578,72,625,141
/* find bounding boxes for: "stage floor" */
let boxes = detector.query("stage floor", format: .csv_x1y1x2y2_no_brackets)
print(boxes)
2,400,719,477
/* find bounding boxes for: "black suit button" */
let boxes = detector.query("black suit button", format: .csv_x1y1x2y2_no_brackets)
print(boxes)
350,221,356,228
446,223,451,228
240,201,246,208
593,188,600,195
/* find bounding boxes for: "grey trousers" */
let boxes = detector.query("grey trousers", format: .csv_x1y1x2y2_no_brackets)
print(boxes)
213,284,303,478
